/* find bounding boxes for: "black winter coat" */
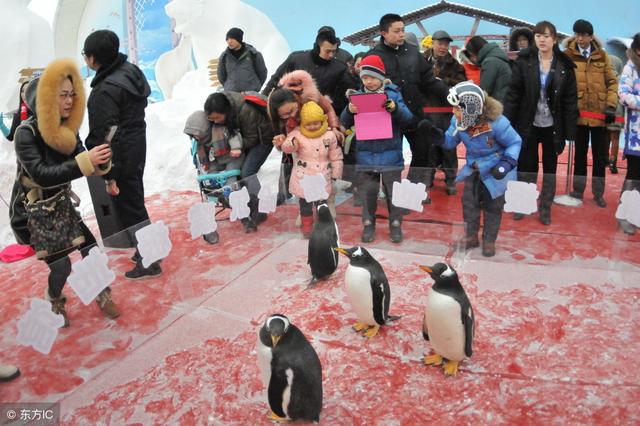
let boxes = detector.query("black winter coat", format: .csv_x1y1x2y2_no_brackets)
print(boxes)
423,50,467,130
368,40,449,118
262,48,355,113
503,46,578,153
85,53,151,181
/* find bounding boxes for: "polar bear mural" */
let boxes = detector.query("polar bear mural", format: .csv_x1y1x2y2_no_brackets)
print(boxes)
158,0,290,97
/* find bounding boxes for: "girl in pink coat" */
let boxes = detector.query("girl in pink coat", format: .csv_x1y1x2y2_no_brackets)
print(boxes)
275,101,343,237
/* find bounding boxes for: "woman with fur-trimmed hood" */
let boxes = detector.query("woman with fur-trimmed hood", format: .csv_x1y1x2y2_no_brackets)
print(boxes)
441,82,522,257
13,59,119,326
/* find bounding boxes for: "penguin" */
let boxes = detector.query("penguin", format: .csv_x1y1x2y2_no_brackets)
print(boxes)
419,263,475,376
257,314,323,422
307,203,340,286
334,246,400,338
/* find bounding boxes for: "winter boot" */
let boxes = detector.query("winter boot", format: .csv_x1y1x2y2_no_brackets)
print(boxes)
461,234,480,251
242,217,257,233
46,290,69,327
389,220,403,244
619,219,636,235
361,220,376,243
203,231,219,244
609,157,618,174
96,289,120,319
0,364,20,382
125,261,163,280
301,216,314,239
482,241,496,257
539,207,551,226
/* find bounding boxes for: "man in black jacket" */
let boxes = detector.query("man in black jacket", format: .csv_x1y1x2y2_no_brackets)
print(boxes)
262,31,355,114
368,14,449,186
83,30,161,280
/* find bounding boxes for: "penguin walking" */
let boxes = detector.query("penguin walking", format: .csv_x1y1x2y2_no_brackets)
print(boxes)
308,204,339,286
257,314,323,422
334,246,400,338
419,263,475,376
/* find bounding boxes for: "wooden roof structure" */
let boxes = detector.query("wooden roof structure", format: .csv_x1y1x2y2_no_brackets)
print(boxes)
343,0,570,47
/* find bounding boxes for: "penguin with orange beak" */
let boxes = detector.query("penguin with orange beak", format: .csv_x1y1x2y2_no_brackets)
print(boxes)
419,263,475,376
335,246,400,338
257,314,323,422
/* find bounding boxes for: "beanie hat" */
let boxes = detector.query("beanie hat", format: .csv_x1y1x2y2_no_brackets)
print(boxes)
632,33,640,51
359,55,386,81
573,19,593,36
299,101,328,138
226,27,244,43
83,30,120,66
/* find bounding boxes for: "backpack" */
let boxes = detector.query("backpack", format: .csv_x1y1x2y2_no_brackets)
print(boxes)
243,92,268,115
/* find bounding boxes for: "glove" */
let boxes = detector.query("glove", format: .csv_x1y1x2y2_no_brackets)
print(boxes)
604,106,616,124
490,156,518,180
417,118,444,140
384,99,396,112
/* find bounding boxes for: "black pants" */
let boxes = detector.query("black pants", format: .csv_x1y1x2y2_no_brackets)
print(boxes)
405,128,430,183
517,126,557,210
625,155,640,191
358,170,403,223
426,145,458,187
573,125,608,198
46,222,97,299
462,172,505,243
299,198,326,217
112,162,150,230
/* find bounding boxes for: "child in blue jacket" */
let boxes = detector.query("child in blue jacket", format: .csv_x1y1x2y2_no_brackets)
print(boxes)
341,55,414,243
441,81,522,256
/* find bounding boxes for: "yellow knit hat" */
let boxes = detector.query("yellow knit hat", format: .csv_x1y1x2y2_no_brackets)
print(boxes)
299,101,328,138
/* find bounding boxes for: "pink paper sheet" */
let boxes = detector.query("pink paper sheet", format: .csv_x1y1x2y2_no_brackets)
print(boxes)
350,93,393,140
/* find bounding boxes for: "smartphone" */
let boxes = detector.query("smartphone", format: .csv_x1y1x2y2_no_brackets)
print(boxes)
99,125,118,171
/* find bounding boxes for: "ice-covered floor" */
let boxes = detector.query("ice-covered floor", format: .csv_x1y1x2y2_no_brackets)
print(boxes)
1,169,639,424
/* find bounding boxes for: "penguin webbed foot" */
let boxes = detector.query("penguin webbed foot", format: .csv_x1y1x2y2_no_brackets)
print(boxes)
363,325,380,338
386,314,401,322
352,321,370,332
307,276,319,288
267,410,289,423
443,360,460,376
423,353,443,366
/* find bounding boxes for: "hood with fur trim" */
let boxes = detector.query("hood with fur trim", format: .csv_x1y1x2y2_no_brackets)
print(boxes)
478,93,503,123
32,58,85,155
278,70,323,104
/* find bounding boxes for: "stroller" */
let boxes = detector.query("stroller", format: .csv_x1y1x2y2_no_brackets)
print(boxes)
191,138,241,215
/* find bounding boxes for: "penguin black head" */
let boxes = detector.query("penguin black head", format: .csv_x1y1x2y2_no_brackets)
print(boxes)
334,246,374,267
261,314,291,348
316,203,333,223
420,263,459,286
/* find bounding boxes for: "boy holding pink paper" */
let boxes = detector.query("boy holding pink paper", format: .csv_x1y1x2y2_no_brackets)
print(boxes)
340,55,414,243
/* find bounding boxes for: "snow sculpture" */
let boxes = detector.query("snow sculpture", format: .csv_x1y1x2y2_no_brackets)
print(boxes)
67,247,116,305
155,35,194,99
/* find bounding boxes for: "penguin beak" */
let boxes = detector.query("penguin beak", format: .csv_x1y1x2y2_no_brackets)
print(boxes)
419,265,433,273
271,335,281,347
333,247,349,256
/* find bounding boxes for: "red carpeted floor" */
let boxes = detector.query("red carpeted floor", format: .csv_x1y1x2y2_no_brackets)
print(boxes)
0,163,638,425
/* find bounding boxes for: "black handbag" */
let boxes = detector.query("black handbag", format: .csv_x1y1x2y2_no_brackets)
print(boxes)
24,185,85,260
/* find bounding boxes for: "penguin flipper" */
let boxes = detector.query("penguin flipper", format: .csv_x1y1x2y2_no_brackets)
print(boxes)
386,315,401,322
267,369,289,419
422,331,430,341
462,305,474,357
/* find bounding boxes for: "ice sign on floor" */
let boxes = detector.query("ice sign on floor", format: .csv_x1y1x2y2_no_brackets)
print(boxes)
504,181,539,214
229,186,251,221
68,247,115,305
258,185,277,214
615,189,640,227
135,221,172,268
188,203,217,239
300,174,328,202
17,299,65,355
392,179,428,212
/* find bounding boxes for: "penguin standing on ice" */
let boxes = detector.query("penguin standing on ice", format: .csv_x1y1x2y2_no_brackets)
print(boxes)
308,204,339,286
419,263,475,376
334,246,400,338
257,314,323,422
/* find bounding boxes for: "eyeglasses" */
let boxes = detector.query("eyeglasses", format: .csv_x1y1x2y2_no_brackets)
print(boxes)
59,92,77,100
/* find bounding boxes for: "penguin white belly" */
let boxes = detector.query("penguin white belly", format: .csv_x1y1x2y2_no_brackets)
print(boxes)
425,290,466,361
256,336,272,388
345,265,376,325
282,368,294,418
